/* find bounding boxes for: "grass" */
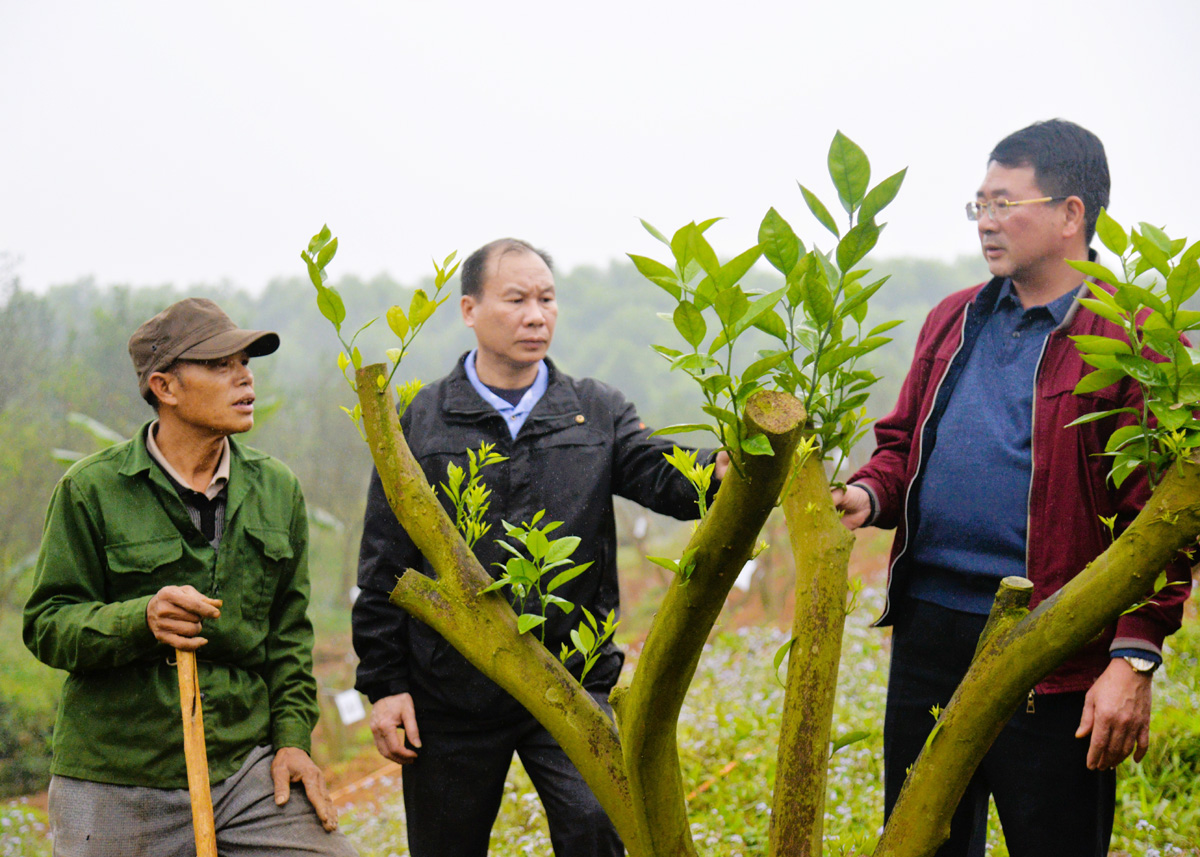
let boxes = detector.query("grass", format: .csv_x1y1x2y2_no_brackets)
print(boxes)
336,584,1200,856
5,582,1199,855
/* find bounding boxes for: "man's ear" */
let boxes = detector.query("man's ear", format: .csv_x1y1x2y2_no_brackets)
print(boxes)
148,371,179,407
460,294,476,329
1063,196,1087,240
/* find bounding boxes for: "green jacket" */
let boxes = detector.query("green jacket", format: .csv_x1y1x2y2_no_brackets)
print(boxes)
23,424,318,788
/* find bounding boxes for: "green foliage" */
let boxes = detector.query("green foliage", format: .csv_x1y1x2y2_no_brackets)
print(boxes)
0,632,62,802
478,512,617,682
301,224,458,433
440,442,507,550
0,695,54,798
1066,212,1200,489
662,445,715,518
631,132,905,480
1111,617,1200,855
644,547,698,587
480,513,593,639
561,607,620,682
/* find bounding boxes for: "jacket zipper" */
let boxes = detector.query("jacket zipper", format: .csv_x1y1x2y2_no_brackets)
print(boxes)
1024,332,1053,578
1020,303,1075,699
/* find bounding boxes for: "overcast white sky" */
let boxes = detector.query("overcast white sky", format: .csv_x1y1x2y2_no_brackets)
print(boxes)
3,0,1198,294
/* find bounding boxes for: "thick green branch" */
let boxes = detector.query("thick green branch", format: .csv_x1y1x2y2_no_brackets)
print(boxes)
769,451,856,857
876,457,1200,857
618,390,807,857
355,365,648,854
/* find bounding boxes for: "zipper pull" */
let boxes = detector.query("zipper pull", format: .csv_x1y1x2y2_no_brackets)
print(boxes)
1026,689,1036,714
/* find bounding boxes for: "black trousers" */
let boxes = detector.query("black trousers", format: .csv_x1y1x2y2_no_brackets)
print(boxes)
884,598,1116,857
401,693,622,857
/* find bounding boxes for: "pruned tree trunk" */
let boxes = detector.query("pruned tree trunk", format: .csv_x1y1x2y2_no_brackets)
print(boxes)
769,451,856,857
355,365,650,853
616,391,808,857
875,455,1200,857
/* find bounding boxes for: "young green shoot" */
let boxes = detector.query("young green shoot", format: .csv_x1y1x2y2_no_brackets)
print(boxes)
440,442,507,550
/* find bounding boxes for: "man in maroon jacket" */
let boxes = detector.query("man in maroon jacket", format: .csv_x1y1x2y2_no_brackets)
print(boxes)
833,120,1190,856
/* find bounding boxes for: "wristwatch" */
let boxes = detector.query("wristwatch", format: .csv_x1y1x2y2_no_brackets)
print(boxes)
1122,655,1160,675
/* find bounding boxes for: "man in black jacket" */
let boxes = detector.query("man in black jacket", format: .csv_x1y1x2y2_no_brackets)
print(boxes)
353,238,727,856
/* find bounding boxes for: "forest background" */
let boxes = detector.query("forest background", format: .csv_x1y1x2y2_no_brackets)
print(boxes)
2,251,1198,856
0,249,984,791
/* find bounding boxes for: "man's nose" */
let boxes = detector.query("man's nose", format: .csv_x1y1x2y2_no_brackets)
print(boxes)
522,302,546,325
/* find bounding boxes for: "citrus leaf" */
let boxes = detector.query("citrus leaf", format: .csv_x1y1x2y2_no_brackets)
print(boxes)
1074,368,1124,394
830,730,873,758
836,220,881,276
859,167,906,224
759,208,803,275
386,305,410,339
673,301,707,348
741,433,774,456
517,614,546,635
1095,208,1128,257
798,183,840,238
827,131,870,214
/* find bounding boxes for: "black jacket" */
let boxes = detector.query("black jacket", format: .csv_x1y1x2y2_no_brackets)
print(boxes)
353,354,705,727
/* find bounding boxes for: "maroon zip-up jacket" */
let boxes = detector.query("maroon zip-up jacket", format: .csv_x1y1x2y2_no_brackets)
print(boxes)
850,276,1191,694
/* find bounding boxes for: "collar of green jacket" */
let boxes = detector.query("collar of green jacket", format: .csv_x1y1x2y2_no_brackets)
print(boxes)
118,421,271,527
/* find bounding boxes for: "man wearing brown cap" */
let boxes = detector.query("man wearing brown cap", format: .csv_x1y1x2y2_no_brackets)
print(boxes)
24,298,356,856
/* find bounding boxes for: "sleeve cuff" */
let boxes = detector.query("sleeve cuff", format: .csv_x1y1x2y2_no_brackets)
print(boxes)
271,718,314,753
1110,644,1163,665
851,482,880,527
360,679,410,705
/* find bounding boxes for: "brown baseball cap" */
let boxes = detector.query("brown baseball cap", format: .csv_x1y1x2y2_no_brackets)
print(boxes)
128,298,280,396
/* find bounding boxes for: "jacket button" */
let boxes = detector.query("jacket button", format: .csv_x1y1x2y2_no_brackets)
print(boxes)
575,415,585,424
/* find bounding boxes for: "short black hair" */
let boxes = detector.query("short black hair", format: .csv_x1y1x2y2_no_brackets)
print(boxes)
460,238,554,298
988,119,1110,244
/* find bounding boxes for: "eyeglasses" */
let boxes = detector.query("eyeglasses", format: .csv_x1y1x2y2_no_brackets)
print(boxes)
965,197,1067,222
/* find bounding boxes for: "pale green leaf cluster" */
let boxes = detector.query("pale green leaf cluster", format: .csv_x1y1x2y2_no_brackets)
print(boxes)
300,224,458,427
630,132,905,481
1066,210,1200,489
560,607,620,682
662,445,715,518
645,546,698,587
480,511,594,640
440,442,507,550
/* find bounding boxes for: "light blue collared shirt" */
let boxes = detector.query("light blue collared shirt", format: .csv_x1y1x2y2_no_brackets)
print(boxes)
464,349,549,439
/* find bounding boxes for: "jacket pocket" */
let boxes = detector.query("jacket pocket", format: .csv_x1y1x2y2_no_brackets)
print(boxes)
105,535,184,575
104,535,185,599
244,526,295,613
245,526,294,562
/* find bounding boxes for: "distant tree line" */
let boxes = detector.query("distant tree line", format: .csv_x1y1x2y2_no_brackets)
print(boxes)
0,252,989,616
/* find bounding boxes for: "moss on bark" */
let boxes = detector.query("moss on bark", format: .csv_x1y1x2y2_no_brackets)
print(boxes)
769,451,856,857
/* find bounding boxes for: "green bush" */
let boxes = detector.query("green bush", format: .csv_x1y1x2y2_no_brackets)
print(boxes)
0,693,54,799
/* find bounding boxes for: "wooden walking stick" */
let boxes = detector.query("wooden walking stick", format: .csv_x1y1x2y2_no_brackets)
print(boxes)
177,649,218,857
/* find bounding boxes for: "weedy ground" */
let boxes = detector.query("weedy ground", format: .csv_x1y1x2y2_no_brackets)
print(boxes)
333,584,1200,857
3,583,1198,856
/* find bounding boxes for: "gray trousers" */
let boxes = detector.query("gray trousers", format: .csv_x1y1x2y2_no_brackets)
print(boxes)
49,746,357,857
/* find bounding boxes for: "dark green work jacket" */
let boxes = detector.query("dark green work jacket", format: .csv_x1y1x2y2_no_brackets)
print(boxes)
23,423,318,788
